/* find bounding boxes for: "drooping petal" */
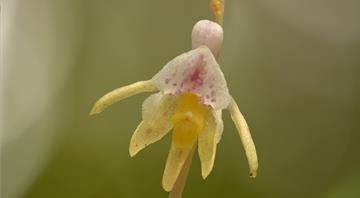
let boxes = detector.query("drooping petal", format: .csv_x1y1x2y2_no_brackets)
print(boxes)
198,111,217,179
90,80,157,115
129,94,178,157
167,146,195,197
214,110,224,143
141,92,162,120
227,96,258,178
162,143,194,192
152,46,230,110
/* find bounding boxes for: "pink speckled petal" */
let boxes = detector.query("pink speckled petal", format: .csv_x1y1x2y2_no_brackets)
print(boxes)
152,46,230,110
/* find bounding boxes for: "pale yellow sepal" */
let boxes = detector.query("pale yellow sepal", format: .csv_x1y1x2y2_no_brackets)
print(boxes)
227,96,258,178
198,111,217,179
162,143,194,192
129,94,178,157
90,80,157,115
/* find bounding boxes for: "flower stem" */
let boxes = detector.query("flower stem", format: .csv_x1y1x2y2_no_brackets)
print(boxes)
210,0,225,25
168,145,196,198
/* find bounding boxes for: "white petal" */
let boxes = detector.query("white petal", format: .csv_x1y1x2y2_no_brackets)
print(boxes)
227,96,258,178
152,46,230,110
141,92,162,120
90,80,157,115
129,94,178,157
198,111,218,179
214,110,224,143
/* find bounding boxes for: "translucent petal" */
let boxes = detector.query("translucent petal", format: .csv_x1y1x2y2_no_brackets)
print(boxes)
162,143,194,192
90,80,157,115
227,96,258,178
129,94,178,157
141,92,162,120
214,110,224,143
152,46,230,110
198,111,217,179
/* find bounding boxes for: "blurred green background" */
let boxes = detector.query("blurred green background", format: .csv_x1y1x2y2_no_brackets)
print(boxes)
2,0,359,197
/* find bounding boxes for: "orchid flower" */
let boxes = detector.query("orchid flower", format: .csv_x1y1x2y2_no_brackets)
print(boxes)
90,20,258,192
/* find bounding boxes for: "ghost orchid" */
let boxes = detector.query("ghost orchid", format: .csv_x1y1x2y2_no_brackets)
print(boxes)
90,20,258,192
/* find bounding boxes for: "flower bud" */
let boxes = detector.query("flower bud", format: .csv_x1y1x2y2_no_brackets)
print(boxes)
191,20,223,58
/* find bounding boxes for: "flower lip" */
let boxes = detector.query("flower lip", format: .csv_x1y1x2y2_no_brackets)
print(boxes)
172,93,208,148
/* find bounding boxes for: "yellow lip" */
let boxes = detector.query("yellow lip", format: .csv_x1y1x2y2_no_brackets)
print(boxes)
172,93,208,148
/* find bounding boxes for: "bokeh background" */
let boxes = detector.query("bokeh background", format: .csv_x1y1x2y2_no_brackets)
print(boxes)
2,0,359,197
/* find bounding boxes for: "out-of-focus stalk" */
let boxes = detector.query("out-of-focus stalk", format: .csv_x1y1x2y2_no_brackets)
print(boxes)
210,0,225,25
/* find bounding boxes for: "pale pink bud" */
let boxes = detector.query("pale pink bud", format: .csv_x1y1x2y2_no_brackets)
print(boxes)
191,20,223,58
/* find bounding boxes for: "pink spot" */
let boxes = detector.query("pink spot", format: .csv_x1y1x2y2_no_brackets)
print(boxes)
190,68,201,82
180,54,208,93
189,63,205,86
